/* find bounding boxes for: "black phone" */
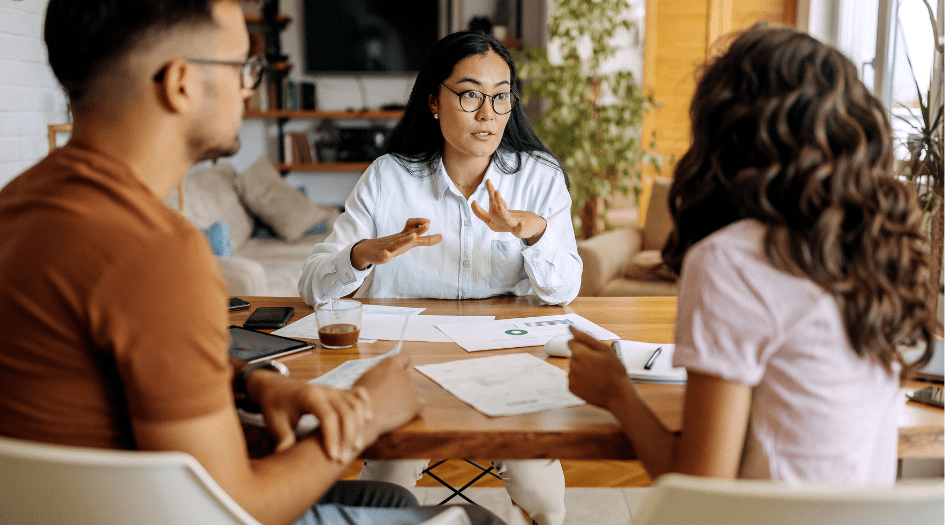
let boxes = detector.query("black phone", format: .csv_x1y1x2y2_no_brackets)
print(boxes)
243,306,295,329
228,297,251,311
907,386,944,408
228,326,313,362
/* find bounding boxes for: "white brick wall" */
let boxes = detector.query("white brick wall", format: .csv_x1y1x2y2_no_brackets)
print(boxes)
0,0,69,188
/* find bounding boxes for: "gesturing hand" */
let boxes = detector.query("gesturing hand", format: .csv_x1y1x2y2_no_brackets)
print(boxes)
350,218,442,271
471,179,547,245
567,326,630,410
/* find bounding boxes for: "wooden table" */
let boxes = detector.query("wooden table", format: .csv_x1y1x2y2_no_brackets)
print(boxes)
232,296,943,461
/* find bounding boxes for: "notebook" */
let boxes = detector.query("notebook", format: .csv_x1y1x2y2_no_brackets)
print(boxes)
612,340,687,384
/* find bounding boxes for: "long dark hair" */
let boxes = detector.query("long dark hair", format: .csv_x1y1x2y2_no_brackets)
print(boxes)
662,24,933,372
384,31,566,185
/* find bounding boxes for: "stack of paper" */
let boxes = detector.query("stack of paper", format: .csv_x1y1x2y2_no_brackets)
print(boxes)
613,341,687,384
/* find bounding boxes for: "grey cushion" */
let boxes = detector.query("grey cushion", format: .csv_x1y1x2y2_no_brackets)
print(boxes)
236,157,339,243
176,164,254,250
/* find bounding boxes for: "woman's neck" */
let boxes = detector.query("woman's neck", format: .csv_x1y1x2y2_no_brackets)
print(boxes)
442,151,491,196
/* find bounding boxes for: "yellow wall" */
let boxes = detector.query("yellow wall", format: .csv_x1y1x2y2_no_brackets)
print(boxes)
637,0,795,226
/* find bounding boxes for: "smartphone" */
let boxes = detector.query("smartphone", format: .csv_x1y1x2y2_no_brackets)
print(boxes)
228,326,313,362
243,306,295,329
907,386,944,408
228,297,251,311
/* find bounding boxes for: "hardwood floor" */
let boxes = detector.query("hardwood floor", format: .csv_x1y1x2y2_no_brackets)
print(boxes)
343,460,652,488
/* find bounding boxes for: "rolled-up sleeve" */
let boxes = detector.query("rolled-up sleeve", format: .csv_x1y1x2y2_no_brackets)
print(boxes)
520,171,582,305
298,165,379,305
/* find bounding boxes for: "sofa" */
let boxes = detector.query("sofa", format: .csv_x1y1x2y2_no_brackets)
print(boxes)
167,158,340,297
577,177,678,297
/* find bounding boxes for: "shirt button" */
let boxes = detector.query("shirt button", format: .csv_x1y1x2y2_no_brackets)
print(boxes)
463,261,469,267
548,288,556,294
464,221,470,226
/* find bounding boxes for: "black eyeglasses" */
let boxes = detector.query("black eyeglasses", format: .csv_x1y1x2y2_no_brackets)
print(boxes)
153,55,266,90
439,83,519,115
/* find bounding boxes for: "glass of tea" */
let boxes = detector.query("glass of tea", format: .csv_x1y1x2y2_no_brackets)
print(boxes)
315,299,362,349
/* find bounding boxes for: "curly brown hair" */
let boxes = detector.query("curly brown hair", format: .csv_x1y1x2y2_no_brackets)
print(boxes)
662,24,934,372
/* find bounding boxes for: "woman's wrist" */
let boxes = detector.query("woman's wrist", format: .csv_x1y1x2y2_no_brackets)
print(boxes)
350,239,373,271
606,375,637,415
523,217,547,246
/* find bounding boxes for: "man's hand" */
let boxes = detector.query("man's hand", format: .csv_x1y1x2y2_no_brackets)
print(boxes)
567,326,630,410
353,353,422,436
247,372,373,462
471,179,547,245
350,218,442,271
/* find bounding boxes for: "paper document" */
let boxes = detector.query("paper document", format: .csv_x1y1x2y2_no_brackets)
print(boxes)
614,341,686,384
361,314,494,342
415,353,586,416
272,305,425,342
436,313,619,352
309,345,402,389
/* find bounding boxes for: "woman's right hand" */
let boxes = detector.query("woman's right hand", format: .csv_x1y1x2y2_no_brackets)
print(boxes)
350,218,442,271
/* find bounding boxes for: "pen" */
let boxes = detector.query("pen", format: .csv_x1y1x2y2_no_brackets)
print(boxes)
643,346,662,370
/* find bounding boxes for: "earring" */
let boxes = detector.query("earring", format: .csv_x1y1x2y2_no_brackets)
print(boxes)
434,114,439,119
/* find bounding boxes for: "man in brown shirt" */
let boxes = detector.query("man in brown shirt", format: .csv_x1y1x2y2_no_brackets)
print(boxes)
0,1,503,524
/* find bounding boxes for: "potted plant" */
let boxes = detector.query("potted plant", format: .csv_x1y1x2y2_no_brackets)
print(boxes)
897,0,943,331
515,0,658,239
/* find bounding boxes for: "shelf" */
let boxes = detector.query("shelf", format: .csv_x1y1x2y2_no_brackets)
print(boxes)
244,14,291,28
245,109,404,120
275,162,372,172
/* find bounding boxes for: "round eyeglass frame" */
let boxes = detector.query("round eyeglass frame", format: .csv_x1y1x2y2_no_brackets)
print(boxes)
439,83,519,115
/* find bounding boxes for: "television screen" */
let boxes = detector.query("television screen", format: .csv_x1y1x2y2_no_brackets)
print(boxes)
303,0,440,73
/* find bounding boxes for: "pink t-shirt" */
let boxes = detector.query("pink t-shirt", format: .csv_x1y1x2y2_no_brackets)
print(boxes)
673,219,900,483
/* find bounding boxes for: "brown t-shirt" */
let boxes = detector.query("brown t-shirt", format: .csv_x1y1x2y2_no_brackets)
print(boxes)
0,144,232,449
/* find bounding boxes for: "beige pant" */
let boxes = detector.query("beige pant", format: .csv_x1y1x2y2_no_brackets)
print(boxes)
358,459,566,525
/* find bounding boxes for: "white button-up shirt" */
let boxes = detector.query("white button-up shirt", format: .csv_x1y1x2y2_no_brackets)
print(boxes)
298,152,582,305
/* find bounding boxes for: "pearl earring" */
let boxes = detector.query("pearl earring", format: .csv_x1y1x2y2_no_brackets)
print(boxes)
434,114,439,119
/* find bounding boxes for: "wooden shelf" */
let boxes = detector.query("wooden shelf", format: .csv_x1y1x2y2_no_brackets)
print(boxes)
245,109,404,120
244,14,290,27
275,162,372,172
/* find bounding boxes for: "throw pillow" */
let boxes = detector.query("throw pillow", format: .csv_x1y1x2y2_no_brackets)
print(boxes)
236,157,339,243
202,221,233,257
172,163,255,250
625,250,677,281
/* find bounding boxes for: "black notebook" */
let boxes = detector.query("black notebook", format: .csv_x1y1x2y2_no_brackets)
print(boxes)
228,326,314,363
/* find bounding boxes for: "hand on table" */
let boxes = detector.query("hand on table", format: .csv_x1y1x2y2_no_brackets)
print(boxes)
471,179,547,245
248,372,373,462
350,218,442,271
567,326,631,410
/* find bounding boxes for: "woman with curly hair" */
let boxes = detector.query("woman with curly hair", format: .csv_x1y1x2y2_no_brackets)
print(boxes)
567,24,934,482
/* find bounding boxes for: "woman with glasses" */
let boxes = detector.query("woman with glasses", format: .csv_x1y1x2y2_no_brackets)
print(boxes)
298,31,579,525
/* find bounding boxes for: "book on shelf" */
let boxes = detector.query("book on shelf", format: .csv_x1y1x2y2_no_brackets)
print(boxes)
284,80,300,111
284,131,315,165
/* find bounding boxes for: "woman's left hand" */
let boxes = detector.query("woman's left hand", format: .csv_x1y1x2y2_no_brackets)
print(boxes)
472,179,547,245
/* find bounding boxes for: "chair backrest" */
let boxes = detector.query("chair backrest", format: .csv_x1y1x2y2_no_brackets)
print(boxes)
636,473,944,525
0,435,261,525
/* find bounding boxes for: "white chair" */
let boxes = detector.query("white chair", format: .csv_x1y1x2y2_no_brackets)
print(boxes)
0,435,261,524
636,473,944,525
0,435,471,525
